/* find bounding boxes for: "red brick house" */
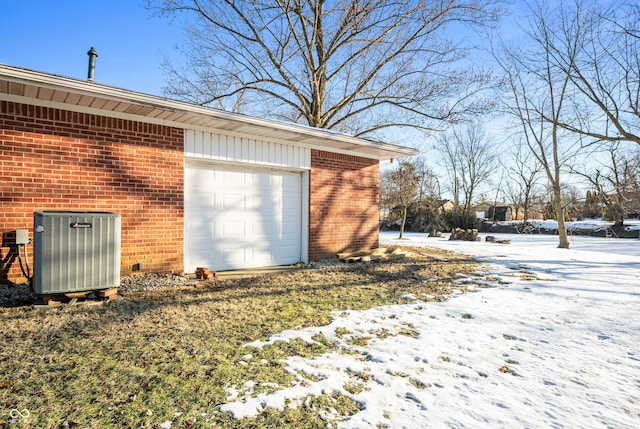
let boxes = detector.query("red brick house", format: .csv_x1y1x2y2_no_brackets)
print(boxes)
0,65,417,283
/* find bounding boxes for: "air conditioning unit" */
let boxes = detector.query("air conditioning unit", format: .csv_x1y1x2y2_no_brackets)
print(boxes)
33,211,121,295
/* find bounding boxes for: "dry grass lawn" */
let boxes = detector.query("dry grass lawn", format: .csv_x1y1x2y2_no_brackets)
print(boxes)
0,246,476,429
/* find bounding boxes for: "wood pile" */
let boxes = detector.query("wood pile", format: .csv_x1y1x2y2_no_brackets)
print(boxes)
449,228,479,241
337,247,408,263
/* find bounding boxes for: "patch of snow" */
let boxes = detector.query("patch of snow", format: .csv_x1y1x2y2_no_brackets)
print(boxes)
219,230,640,428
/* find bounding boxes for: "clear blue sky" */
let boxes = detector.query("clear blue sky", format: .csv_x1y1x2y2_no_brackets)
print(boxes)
1,1,525,99
0,0,182,96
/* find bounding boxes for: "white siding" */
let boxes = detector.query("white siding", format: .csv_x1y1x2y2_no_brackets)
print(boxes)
185,129,310,170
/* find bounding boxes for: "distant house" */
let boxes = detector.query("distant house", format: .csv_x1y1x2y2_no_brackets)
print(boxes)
473,202,513,222
438,199,456,213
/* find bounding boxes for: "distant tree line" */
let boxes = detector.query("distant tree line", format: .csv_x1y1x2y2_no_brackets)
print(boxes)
381,145,640,234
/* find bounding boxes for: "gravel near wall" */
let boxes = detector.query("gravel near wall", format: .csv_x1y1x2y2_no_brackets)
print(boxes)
0,273,202,307
0,259,348,307
119,273,200,293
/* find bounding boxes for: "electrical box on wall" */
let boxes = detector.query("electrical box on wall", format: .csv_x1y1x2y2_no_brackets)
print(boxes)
1,230,29,247
33,211,121,295
15,229,29,245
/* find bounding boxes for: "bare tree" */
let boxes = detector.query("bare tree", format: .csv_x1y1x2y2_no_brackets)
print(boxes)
412,157,438,204
503,180,522,221
439,137,462,224
381,157,443,235
551,1,640,146
504,140,543,222
495,1,585,248
150,0,502,137
573,143,640,226
438,124,497,226
541,183,578,222
381,160,420,239
411,157,445,232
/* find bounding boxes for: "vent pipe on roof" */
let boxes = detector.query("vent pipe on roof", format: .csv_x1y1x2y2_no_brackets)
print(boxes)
87,47,98,81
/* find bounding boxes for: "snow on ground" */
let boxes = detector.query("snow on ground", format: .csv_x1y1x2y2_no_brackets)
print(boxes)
564,219,640,233
220,230,640,428
495,218,640,234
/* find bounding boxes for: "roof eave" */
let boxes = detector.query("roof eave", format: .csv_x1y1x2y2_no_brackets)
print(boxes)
0,64,419,160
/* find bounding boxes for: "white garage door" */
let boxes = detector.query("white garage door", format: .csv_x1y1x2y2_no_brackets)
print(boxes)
184,162,303,272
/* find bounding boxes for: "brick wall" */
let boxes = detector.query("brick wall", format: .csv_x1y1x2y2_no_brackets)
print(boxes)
309,150,380,260
0,101,184,283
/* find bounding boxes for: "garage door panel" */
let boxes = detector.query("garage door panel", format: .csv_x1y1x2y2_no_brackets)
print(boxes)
186,166,213,184
185,163,302,272
219,169,246,186
220,247,247,266
257,174,274,191
185,194,215,210
282,174,300,189
186,215,214,233
276,244,300,261
222,192,246,210
282,229,300,240
221,220,246,238
283,215,302,227
186,220,215,246
249,246,274,266
283,196,301,210
249,194,268,210
186,248,215,270
252,221,272,237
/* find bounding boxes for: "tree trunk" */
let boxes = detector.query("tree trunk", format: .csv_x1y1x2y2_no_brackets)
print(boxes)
523,191,530,223
554,186,570,249
399,206,408,239
614,206,625,227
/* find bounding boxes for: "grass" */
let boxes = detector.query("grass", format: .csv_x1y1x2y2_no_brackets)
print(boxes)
0,246,476,428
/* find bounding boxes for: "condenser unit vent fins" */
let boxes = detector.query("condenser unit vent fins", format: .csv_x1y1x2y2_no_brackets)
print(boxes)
33,211,121,295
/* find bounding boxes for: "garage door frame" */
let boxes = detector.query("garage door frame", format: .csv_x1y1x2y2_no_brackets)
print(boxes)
184,158,309,272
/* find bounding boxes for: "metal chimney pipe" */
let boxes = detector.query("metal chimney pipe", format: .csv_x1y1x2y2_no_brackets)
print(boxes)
87,47,98,81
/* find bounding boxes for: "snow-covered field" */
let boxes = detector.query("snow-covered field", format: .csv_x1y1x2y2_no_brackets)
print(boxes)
221,231,640,428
